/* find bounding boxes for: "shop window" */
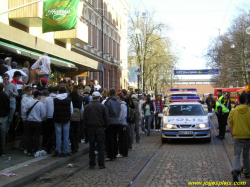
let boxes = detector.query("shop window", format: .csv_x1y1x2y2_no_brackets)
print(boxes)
91,72,93,80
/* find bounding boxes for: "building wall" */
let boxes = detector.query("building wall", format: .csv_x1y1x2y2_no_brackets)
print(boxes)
172,84,216,95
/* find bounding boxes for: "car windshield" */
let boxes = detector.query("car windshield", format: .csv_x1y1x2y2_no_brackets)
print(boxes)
166,105,206,116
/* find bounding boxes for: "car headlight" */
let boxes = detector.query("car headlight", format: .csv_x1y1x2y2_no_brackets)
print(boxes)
198,123,207,129
163,123,175,129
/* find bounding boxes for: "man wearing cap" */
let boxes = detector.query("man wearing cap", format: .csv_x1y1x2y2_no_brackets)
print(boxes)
0,59,8,77
5,62,28,84
4,57,12,71
0,83,10,156
3,74,18,135
83,91,109,169
37,78,47,91
23,91,46,157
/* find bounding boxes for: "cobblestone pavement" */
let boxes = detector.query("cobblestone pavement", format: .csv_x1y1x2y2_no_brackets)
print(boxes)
26,106,250,187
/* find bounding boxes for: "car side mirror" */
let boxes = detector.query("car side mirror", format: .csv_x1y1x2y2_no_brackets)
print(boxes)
207,113,213,117
158,113,164,118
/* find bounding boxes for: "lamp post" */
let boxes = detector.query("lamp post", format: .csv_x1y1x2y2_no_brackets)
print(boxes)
135,28,144,92
135,68,142,99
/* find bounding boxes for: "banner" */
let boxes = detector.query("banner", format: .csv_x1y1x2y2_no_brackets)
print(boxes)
174,69,219,75
42,0,80,33
129,66,139,82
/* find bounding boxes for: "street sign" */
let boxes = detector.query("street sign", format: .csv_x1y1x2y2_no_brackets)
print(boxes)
246,26,250,35
174,69,219,75
65,71,89,77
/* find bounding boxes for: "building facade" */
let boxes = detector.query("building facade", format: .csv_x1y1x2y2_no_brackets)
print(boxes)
0,0,129,90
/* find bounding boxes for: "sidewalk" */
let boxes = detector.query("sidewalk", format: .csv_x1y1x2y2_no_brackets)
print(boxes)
0,140,89,187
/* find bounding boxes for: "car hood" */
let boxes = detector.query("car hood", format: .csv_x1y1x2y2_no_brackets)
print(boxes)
163,116,208,124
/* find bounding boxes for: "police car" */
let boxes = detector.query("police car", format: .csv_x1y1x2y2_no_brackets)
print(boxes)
159,102,213,143
168,88,201,103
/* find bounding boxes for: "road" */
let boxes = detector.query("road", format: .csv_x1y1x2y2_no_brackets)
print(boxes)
26,107,249,187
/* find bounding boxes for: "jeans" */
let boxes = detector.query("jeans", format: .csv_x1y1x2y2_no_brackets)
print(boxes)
27,121,42,153
133,118,140,142
155,112,162,130
88,128,105,167
127,123,133,149
4,102,16,134
118,125,128,156
141,116,146,132
105,124,120,159
145,115,153,134
54,121,70,154
19,120,29,150
69,121,80,152
0,117,5,155
233,139,250,173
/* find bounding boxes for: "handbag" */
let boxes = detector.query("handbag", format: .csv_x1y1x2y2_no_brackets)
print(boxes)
26,101,39,116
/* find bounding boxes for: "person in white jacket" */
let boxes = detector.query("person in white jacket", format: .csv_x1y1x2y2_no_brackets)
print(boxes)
44,86,58,153
19,86,33,152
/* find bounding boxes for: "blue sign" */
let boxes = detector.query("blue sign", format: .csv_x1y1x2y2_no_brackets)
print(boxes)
174,69,219,75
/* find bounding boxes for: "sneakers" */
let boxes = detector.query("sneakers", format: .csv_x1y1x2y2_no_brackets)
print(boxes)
23,150,27,154
26,152,32,156
244,172,250,179
81,139,85,143
94,151,98,155
116,154,124,158
231,170,241,182
34,151,41,158
105,158,113,161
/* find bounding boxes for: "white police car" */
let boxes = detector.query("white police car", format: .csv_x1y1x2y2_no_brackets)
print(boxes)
159,102,213,143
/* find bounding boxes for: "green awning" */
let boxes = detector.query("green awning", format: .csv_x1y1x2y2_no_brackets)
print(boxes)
0,41,76,68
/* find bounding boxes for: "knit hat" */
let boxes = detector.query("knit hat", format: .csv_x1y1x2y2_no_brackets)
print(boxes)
11,61,17,69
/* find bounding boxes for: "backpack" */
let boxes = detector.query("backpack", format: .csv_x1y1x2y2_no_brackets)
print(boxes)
127,106,136,123
83,95,91,106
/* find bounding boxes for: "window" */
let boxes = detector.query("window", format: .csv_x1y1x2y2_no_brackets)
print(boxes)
96,0,99,9
91,25,93,46
97,29,99,50
108,70,110,89
107,4,109,20
91,72,93,80
112,39,113,56
83,8,89,21
97,72,99,83
103,69,105,88
90,0,93,5
107,36,109,54
116,43,118,58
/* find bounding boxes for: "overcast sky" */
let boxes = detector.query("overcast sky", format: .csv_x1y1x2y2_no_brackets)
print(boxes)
127,0,249,79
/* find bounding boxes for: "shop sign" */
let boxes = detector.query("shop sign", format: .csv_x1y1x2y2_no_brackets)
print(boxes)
65,71,88,77
42,0,80,33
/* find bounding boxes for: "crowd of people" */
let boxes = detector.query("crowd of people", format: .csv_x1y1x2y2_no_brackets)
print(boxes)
205,90,250,181
0,56,165,169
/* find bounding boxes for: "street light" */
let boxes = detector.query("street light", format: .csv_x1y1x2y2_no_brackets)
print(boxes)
135,68,142,99
134,28,144,92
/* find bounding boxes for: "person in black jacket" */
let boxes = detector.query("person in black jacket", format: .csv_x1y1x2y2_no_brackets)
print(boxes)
0,83,10,156
205,94,214,113
142,96,155,136
68,86,83,154
0,59,8,77
83,91,109,169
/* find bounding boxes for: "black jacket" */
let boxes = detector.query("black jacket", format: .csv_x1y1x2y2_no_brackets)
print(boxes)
142,101,155,115
124,96,135,109
83,101,109,128
53,98,72,123
68,91,82,109
205,96,214,106
223,99,232,111
0,91,10,117
0,65,8,77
